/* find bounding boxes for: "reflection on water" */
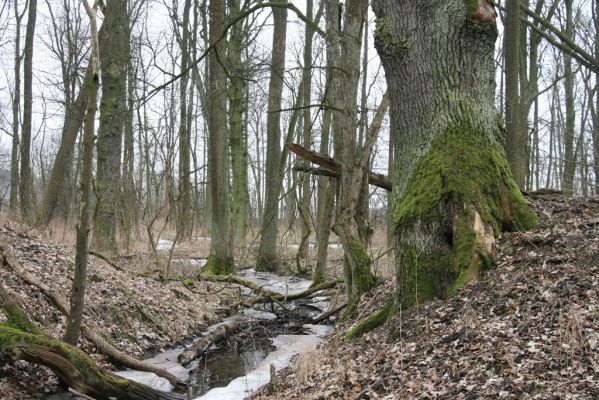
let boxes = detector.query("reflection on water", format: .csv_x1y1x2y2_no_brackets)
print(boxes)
189,341,273,397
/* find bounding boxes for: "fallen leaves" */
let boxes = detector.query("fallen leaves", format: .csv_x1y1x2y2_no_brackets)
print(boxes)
264,194,599,399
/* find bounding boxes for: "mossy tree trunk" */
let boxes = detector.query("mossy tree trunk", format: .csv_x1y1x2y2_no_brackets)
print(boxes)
326,0,377,302
256,0,288,272
205,0,234,275
94,0,127,252
373,0,538,308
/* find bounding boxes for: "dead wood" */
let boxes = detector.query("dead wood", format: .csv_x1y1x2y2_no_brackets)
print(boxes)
177,320,241,366
288,143,392,191
0,242,183,387
310,302,348,324
202,275,342,308
0,283,183,400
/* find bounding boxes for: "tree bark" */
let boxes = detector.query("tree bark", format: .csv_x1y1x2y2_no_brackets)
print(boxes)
205,0,234,275
9,0,26,212
228,0,250,247
594,0,599,194
504,0,526,188
176,0,193,241
19,0,37,219
64,58,99,346
94,0,127,251
297,0,315,261
38,67,95,227
562,0,576,195
256,0,288,272
373,0,537,308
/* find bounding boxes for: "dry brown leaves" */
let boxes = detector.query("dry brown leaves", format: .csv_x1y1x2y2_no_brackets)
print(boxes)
265,194,599,400
0,215,231,399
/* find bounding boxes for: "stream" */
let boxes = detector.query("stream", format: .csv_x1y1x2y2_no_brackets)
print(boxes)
111,244,335,400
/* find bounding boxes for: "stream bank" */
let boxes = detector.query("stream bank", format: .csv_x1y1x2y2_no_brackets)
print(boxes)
116,268,338,399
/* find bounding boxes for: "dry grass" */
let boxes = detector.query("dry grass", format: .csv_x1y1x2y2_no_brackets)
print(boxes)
35,215,395,280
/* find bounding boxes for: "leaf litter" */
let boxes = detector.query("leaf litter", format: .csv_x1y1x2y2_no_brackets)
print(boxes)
262,193,599,399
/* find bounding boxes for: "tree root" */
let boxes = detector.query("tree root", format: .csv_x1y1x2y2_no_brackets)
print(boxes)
344,299,396,340
0,242,183,387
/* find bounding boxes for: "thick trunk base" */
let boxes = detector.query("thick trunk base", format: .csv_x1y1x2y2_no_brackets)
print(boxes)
203,255,234,276
394,123,538,307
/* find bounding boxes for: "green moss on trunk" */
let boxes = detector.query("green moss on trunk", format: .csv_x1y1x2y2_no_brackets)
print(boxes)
395,123,537,307
203,255,234,276
346,239,376,296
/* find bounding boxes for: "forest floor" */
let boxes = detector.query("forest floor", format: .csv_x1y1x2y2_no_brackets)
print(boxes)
261,192,599,399
1,193,598,399
0,216,235,399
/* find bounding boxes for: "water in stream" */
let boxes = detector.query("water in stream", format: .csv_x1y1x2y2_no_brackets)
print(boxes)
113,267,334,399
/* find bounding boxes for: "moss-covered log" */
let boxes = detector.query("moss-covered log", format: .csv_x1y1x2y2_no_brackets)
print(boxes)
0,285,182,400
0,242,183,386
0,325,183,400
373,0,538,308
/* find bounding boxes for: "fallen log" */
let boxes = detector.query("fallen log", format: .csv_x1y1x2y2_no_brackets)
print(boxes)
0,242,183,387
0,284,183,400
177,320,241,366
310,302,348,324
288,143,392,191
201,275,343,308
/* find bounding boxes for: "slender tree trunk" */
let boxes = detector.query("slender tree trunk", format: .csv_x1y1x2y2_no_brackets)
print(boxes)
594,0,599,194
373,0,537,308
228,0,249,247
562,0,576,195
38,68,94,226
94,0,127,251
256,0,288,271
9,0,25,212
63,0,100,346
297,0,315,261
64,66,99,346
313,107,334,285
121,6,137,248
20,0,37,220
504,0,526,188
204,0,234,275
176,0,193,241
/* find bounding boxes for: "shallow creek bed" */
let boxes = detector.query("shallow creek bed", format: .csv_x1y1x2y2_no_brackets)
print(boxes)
112,268,337,399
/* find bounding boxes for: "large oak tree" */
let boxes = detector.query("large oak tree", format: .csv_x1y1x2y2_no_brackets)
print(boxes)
372,0,538,308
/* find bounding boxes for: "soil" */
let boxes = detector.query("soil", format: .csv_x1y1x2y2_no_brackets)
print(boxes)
261,193,599,399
